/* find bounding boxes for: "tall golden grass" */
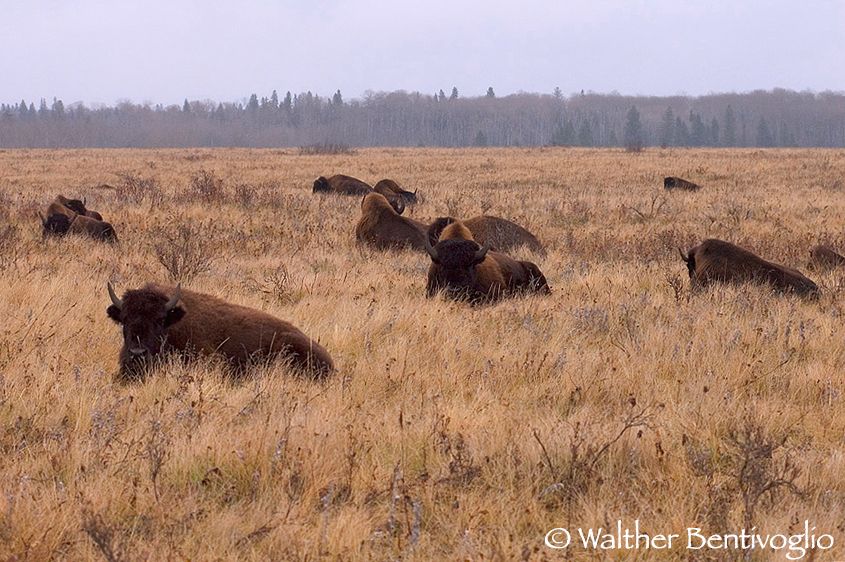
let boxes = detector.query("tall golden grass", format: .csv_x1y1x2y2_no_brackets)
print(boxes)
1,147,845,560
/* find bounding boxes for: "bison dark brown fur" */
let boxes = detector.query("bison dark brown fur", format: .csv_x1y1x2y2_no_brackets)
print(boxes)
425,220,550,303
69,214,118,242
373,179,418,205
680,238,818,297
664,177,701,191
809,244,845,269
355,193,428,250
312,174,373,196
428,215,544,254
56,195,104,220
106,283,334,380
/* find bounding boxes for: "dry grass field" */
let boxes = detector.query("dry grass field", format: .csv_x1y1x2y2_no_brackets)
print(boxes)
2,147,845,560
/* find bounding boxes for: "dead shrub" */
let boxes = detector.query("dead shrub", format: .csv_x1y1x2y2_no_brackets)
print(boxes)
189,169,226,202
298,142,356,155
115,172,164,205
152,221,218,282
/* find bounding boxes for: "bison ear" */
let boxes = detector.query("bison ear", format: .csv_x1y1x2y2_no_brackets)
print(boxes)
164,306,186,327
107,305,122,323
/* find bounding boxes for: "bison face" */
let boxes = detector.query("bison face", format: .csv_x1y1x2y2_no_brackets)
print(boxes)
62,198,88,215
312,176,330,193
664,177,676,189
106,284,185,378
425,239,490,301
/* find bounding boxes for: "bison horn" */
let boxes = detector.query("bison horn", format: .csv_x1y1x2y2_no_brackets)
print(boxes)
107,282,123,309
165,284,181,311
38,211,46,226
394,198,405,215
677,247,688,262
82,196,86,206
424,236,439,262
474,242,490,262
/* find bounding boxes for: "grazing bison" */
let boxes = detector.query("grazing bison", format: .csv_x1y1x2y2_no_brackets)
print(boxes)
664,177,701,191
355,193,428,250
373,179,418,205
106,283,334,380
312,174,372,196
424,219,550,303
56,195,104,220
809,244,845,269
680,239,818,297
428,215,544,254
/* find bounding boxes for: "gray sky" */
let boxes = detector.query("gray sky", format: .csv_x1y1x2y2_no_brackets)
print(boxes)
2,0,843,106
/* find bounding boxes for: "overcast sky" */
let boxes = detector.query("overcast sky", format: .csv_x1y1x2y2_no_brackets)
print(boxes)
1,0,843,106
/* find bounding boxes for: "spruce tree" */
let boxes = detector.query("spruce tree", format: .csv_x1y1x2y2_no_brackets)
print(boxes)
623,106,643,152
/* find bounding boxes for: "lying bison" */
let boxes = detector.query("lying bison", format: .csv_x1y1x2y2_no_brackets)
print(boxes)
373,179,418,205
680,239,818,297
428,215,544,254
106,283,334,380
313,174,372,196
55,195,104,220
809,244,845,269
664,177,701,191
424,219,550,303
41,211,117,242
355,193,428,250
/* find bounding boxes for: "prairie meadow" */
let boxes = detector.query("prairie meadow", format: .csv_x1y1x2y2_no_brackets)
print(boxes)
1,147,845,560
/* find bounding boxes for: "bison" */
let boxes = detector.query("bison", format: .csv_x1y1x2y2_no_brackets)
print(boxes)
424,219,550,303
428,215,544,254
56,195,104,220
68,214,118,242
809,244,845,269
373,179,418,205
355,192,428,250
106,283,334,380
312,174,373,196
680,239,818,297
664,177,701,191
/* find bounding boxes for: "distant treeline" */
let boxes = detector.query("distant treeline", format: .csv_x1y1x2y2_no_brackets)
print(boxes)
1,88,844,148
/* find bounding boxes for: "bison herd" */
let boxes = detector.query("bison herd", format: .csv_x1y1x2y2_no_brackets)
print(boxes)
37,172,844,382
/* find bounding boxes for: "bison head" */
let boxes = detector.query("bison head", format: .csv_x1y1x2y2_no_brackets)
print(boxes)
425,237,491,301
664,177,676,189
61,197,88,215
312,176,330,193
106,283,184,378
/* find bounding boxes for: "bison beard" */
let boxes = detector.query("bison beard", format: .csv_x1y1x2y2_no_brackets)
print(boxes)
680,239,819,297
106,283,334,380
425,221,550,304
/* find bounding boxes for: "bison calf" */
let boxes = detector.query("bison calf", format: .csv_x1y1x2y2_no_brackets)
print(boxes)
680,238,818,297
106,283,334,380
425,220,550,303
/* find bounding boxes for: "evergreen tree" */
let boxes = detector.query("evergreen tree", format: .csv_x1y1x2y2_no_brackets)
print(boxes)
553,86,563,100
623,106,643,152
486,87,495,98
270,90,279,109
438,89,446,102
577,120,593,146
182,99,191,113
709,118,720,146
38,98,48,117
659,106,675,147
52,98,65,118
474,130,488,146
756,117,774,147
674,117,690,146
689,111,706,146
332,89,343,106
450,87,459,100
723,105,736,146
18,100,28,117
246,94,259,113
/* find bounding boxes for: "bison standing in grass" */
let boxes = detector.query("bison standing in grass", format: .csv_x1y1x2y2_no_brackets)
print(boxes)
355,192,428,250
424,219,550,303
106,283,334,380
427,215,544,254
680,238,818,297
